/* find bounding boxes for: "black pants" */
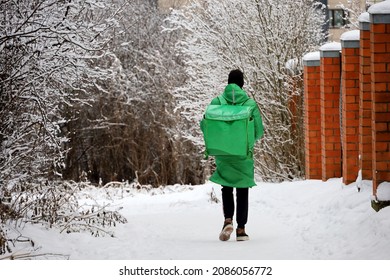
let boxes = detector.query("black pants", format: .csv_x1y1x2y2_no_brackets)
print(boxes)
221,186,249,229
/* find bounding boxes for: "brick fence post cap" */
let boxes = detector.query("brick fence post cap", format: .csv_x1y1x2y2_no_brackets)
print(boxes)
359,12,370,30
340,30,360,41
303,51,320,66
368,1,390,14
358,12,370,23
303,51,320,62
320,42,341,57
340,30,360,48
319,42,341,52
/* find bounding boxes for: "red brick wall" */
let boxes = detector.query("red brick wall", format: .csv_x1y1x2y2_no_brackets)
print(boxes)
341,35,360,185
359,20,373,180
370,18,390,195
303,55,322,179
302,8,390,199
320,46,342,180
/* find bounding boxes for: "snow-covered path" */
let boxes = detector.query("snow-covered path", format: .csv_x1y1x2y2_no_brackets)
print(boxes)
18,178,390,260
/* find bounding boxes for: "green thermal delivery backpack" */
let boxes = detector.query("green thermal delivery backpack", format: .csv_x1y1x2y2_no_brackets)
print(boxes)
201,96,255,157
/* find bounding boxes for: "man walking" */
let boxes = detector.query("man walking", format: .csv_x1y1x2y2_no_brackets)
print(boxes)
207,69,264,241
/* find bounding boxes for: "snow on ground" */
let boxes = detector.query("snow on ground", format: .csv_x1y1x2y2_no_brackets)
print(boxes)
4,178,390,260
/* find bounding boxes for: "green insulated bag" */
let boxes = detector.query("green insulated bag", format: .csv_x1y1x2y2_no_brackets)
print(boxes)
201,98,255,157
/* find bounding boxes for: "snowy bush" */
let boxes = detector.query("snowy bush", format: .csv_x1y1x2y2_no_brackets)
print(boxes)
0,180,127,256
1,0,205,255
62,0,205,186
0,0,125,186
0,0,127,255
165,0,326,181
337,0,368,29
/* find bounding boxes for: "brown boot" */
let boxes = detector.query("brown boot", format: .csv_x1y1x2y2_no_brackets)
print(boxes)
219,218,233,241
236,227,249,241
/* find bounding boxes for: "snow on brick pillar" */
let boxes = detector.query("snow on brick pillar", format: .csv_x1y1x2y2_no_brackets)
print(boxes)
303,52,322,179
369,2,390,207
320,42,342,181
359,12,373,181
340,30,360,185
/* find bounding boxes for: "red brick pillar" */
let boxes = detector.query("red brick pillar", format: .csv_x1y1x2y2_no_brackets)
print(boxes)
359,12,373,181
340,30,360,185
369,3,390,201
303,52,322,179
320,43,342,181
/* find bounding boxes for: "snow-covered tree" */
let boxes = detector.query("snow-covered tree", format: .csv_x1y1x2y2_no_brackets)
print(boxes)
0,0,125,185
166,0,326,181
62,0,205,186
337,0,367,29
0,0,127,253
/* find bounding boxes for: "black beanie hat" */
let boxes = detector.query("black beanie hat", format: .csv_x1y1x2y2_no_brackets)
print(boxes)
228,69,244,88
